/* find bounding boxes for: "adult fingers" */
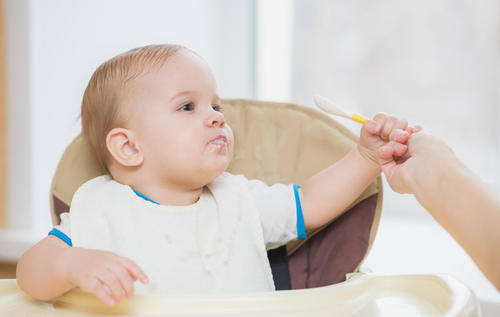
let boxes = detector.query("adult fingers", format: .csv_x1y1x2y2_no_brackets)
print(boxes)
381,162,405,193
405,124,422,136
412,125,422,133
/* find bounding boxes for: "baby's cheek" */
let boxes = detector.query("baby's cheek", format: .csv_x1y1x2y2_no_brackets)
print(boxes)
224,124,234,137
224,126,234,149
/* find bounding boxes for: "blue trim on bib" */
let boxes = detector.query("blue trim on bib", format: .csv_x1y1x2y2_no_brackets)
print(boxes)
48,228,73,247
133,189,160,205
293,184,307,240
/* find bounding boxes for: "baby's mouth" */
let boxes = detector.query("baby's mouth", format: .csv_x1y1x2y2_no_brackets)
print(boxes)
207,135,228,154
209,135,227,145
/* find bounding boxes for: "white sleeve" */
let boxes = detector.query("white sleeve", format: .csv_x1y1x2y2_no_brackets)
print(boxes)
53,212,72,238
243,176,299,250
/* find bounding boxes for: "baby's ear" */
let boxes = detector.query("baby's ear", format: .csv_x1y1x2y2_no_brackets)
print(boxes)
106,128,144,167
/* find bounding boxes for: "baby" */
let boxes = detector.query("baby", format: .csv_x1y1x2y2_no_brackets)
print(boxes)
16,44,412,306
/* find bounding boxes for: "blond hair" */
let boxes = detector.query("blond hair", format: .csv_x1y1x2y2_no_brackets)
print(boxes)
81,44,185,170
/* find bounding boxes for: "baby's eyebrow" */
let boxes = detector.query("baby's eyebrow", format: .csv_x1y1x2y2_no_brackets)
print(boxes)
168,91,194,103
168,91,220,104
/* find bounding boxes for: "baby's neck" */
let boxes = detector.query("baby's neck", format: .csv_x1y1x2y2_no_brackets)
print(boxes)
130,183,204,206
108,163,215,206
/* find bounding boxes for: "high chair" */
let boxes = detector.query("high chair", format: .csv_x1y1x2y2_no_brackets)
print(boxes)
0,99,479,316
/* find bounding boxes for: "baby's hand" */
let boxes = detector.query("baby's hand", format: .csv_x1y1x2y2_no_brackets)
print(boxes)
358,113,414,167
64,247,149,306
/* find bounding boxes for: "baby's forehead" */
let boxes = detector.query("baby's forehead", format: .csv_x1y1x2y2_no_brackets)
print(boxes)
129,53,216,93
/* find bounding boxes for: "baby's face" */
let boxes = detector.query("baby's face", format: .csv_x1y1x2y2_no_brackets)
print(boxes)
122,51,234,187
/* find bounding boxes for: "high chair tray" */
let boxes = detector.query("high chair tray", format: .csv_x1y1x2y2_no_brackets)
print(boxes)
0,274,479,316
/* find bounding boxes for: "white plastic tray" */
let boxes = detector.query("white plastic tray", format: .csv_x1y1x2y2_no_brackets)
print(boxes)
0,274,479,316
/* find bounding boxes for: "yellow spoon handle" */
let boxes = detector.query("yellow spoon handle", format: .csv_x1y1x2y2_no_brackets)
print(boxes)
351,114,368,124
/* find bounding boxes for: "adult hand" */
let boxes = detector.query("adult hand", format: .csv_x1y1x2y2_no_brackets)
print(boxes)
382,131,451,194
381,131,500,290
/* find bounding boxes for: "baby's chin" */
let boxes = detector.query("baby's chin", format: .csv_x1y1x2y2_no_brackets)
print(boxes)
201,157,231,181
210,157,231,174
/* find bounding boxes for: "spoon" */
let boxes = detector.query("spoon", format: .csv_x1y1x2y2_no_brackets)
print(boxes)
313,95,368,124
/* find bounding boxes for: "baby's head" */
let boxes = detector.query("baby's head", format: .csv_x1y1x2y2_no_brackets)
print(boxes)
81,44,234,189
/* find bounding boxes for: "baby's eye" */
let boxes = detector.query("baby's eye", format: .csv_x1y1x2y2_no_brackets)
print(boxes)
212,104,223,112
179,103,194,111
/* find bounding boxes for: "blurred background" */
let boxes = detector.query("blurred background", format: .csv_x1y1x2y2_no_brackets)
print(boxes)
1,0,499,314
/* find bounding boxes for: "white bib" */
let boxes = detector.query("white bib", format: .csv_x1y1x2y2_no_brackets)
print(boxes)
69,173,275,294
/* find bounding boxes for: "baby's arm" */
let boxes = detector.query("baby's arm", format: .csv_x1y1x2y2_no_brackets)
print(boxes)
300,113,411,230
16,236,149,306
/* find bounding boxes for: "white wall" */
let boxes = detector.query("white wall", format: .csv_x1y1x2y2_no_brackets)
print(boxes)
5,0,255,234
5,0,32,230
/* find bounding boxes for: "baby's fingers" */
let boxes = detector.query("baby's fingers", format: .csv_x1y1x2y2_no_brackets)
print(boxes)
115,266,135,300
363,119,382,136
120,257,149,285
391,141,408,157
378,141,408,161
365,113,408,139
389,129,410,144
90,279,117,306
378,145,395,162
381,116,408,141
97,270,126,303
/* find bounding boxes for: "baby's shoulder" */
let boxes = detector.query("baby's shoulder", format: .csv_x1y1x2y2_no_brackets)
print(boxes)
210,172,253,188
70,175,129,207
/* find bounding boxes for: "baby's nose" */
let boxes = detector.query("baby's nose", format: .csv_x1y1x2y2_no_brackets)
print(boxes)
206,110,225,127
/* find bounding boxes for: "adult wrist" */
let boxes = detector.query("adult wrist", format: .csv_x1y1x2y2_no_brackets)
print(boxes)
411,151,460,209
